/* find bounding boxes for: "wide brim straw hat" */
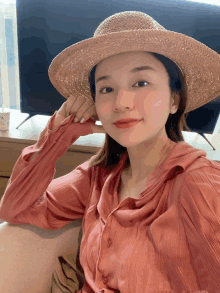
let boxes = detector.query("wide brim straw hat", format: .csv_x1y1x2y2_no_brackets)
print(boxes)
48,11,220,122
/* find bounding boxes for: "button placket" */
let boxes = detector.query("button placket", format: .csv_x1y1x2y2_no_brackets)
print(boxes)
102,276,108,284
107,237,112,248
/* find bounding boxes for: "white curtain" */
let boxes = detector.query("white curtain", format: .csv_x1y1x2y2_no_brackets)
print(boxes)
0,0,20,112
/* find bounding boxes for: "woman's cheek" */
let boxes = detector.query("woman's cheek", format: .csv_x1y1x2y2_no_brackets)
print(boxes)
96,103,111,121
153,99,162,107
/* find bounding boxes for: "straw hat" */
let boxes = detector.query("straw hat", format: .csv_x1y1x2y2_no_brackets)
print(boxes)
48,11,220,121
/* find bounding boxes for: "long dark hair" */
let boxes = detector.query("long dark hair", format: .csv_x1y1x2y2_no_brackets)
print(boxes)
87,52,192,172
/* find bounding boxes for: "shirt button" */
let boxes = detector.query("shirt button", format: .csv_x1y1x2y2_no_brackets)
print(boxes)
102,276,108,284
60,127,65,132
107,238,112,248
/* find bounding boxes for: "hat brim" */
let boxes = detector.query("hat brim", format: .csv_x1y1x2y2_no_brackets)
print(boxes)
48,30,220,121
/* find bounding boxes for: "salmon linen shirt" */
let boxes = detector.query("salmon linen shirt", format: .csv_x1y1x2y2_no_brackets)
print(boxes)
0,111,220,293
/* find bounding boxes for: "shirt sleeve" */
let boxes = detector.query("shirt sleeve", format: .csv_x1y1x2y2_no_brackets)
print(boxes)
178,165,220,288
0,111,95,230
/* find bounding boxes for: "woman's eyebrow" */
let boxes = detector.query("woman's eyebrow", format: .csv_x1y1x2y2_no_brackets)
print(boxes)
96,66,156,84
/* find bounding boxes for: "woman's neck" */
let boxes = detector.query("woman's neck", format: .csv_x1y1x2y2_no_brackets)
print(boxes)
125,139,175,185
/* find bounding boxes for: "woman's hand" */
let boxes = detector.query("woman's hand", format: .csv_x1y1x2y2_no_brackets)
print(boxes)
52,95,106,134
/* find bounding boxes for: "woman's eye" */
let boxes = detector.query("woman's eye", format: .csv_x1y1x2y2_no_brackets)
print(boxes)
99,80,149,94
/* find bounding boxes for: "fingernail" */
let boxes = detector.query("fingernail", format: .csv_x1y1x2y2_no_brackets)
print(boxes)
74,117,79,123
80,117,85,123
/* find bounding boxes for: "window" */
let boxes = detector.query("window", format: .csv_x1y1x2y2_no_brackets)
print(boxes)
0,0,20,112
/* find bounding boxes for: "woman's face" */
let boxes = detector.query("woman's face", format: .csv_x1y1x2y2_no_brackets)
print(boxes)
94,51,179,148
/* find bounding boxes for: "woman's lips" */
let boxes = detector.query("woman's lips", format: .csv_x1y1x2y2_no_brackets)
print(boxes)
114,120,142,129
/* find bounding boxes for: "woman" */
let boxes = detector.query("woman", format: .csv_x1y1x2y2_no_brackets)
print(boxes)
0,11,220,293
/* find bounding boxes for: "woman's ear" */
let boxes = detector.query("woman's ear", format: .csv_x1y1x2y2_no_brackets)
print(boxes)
171,92,180,114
